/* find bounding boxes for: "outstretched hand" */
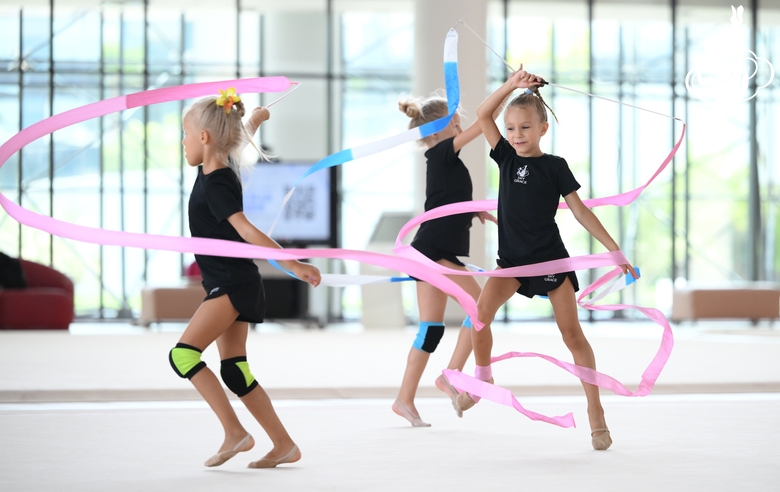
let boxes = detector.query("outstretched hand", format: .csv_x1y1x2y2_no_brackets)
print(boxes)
620,262,639,279
508,64,544,89
290,261,321,287
475,211,498,225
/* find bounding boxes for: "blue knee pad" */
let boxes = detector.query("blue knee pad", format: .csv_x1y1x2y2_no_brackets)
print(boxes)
413,322,445,353
462,316,472,329
169,343,207,379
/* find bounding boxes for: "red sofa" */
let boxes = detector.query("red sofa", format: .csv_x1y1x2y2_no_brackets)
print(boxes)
0,259,74,330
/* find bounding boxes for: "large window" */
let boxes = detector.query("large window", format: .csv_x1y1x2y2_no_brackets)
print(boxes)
0,0,777,321
484,0,779,320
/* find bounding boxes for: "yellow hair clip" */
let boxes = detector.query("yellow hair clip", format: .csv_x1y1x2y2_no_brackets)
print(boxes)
216,87,241,114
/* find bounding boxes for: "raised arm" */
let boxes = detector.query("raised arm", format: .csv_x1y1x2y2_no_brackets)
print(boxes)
244,107,270,139
477,66,542,149
227,211,321,286
452,97,508,153
563,190,638,278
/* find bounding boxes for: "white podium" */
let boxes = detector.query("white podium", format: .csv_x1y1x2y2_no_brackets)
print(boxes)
360,212,413,329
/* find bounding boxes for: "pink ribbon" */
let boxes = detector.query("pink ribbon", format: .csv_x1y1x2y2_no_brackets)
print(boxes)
442,266,674,428
413,124,684,427
0,76,483,321
0,75,682,429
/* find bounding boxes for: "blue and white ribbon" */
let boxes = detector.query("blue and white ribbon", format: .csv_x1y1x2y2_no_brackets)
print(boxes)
269,29,461,285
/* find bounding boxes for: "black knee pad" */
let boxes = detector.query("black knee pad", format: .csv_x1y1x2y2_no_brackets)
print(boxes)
169,343,207,379
220,356,259,397
413,322,445,353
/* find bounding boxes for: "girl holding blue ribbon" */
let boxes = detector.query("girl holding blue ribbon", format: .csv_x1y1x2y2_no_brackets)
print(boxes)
170,90,321,468
391,94,500,427
456,68,637,450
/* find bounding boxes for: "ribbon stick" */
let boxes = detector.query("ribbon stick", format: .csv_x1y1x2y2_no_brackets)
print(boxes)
265,28,462,280
266,29,460,237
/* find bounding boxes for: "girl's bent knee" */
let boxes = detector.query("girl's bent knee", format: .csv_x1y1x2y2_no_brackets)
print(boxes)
476,308,496,328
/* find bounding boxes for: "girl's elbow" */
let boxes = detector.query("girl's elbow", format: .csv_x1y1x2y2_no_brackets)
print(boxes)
235,225,254,243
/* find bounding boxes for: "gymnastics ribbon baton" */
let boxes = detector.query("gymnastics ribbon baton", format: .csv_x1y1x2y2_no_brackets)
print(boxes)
269,28,460,234
265,28,460,277
0,75,481,322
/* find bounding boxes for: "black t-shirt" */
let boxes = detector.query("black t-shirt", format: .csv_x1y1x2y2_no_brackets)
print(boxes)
490,137,581,264
188,166,259,290
411,137,473,256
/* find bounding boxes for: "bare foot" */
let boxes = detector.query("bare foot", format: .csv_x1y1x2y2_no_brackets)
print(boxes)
392,399,431,427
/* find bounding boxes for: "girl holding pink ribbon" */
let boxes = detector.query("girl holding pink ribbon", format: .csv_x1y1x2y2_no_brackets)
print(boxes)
391,94,499,427
170,90,321,468
455,68,637,451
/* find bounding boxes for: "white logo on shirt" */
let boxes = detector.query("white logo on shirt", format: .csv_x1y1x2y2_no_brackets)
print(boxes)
543,274,558,283
514,165,529,184
209,287,220,295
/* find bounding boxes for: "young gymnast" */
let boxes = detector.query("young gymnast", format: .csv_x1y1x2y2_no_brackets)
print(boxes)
455,68,637,450
392,95,499,427
171,90,321,467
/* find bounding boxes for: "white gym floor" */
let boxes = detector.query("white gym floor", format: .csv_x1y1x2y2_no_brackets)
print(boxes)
1,320,778,491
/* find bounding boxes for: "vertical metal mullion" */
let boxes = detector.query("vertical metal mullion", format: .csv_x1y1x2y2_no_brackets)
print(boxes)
99,8,105,318
17,9,23,256
614,23,626,317
748,0,761,281
236,0,241,79
180,13,186,276
550,21,556,152
503,0,509,81
671,0,677,285
326,0,333,157
684,26,690,280
259,12,265,139
143,0,149,285
118,10,129,317
587,0,594,322
48,0,55,266
326,0,334,324
617,24,624,253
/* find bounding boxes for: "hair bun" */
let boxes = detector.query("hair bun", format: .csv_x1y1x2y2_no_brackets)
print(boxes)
232,99,246,118
398,96,422,119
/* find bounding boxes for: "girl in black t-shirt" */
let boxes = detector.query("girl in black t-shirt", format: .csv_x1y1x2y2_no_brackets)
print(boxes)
391,94,499,427
455,68,637,451
172,91,320,468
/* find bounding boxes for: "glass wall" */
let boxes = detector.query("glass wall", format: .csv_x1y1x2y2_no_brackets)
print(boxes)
0,0,777,321
485,0,779,320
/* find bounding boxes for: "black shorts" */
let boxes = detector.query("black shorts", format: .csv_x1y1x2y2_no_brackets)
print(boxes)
496,258,579,299
203,278,265,324
410,244,465,282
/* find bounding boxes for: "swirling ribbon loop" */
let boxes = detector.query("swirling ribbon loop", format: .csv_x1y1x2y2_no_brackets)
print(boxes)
0,27,683,428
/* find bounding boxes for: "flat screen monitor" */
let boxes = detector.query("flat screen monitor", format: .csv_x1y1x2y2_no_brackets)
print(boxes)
242,162,333,246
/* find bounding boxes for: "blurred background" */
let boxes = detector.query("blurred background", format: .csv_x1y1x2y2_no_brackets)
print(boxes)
0,0,778,326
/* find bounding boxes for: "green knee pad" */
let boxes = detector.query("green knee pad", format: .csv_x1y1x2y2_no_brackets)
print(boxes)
169,343,206,379
220,356,259,397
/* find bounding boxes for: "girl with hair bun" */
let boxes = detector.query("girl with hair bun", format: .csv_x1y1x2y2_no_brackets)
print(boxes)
171,89,321,468
391,93,501,427
457,68,637,451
